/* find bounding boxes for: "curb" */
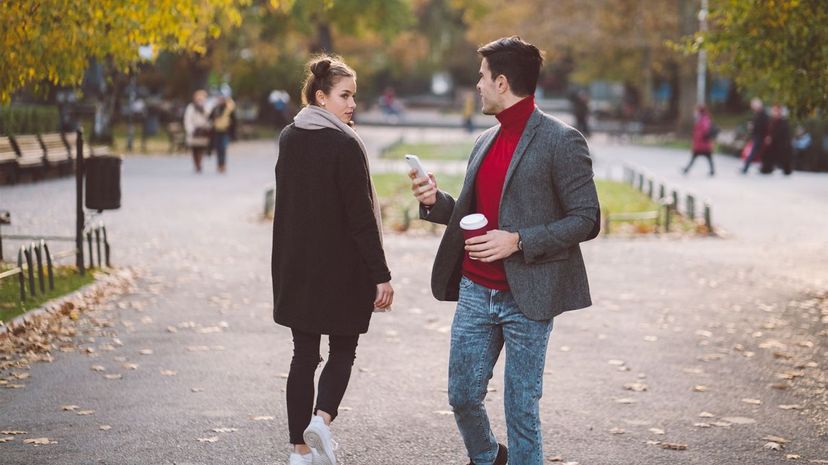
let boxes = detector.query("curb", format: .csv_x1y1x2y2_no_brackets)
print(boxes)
0,268,135,336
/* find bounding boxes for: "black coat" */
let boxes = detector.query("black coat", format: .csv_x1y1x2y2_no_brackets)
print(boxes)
272,125,390,335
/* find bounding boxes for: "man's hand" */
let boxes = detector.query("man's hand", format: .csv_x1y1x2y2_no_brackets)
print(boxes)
465,230,520,262
374,282,394,311
409,169,438,207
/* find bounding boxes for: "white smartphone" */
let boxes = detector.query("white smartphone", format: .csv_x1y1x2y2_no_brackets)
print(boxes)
405,154,430,181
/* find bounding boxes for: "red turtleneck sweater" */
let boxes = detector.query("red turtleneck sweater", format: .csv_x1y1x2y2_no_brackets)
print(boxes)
463,95,535,291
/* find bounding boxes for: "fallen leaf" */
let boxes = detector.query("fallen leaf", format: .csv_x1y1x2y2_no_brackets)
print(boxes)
649,428,665,435
693,385,708,392
694,423,711,428
0,431,27,435
741,398,762,405
609,428,625,435
76,410,95,416
139,349,153,356
434,410,453,415
623,382,649,392
250,416,274,421
99,425,111,431
212,428,238,433
661,443,688,451
644,336,658,342
191,387,205,393
103,374,123,380
763,436,789,444
160,370,177,376
779,404,803,410
166,326,178,333
698,412,715,418
721,417,756,425
711,421,732,427
62,405,80,411
187,346,210,352
614,398,637,404
197,436,219,443
0,437,14,443
785,454,800,459
23,438,57,445
764,442,784,451
608,360,625,366
123,363,139,370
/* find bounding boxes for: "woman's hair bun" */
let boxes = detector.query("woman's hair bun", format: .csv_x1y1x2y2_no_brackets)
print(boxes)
311,59,332,78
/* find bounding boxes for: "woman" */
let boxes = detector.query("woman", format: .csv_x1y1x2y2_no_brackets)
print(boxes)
761,104,793,175
272,56,394,465
183,89,212,173
209,95,236,173
683,104,715,176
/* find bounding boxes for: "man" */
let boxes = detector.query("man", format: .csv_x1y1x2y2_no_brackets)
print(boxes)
409,37,600,465
741,98,769,174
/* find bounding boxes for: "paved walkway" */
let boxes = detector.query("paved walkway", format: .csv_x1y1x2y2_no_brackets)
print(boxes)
0,129,826,464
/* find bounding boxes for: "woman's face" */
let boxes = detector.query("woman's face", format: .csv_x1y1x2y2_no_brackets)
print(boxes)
318,77,357,124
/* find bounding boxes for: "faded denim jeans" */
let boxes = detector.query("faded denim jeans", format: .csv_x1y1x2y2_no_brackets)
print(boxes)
448,276,554,465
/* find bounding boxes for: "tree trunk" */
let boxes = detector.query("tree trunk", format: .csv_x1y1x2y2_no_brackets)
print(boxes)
313,21,334,53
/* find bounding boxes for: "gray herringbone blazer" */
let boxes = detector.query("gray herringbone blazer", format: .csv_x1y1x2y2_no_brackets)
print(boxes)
420,108,600,320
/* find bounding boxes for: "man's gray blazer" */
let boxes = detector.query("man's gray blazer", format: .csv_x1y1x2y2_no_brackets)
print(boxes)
420,108,600,320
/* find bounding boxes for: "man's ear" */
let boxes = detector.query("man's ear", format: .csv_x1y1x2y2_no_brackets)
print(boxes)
495,74,509,94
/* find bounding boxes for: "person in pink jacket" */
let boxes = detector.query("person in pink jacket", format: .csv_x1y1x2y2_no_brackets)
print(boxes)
683,104,716,176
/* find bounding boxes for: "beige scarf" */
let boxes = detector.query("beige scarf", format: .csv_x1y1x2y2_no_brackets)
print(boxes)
293,105,383,243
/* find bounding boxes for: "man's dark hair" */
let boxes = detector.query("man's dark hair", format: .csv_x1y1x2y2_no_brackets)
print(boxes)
477,36,544,97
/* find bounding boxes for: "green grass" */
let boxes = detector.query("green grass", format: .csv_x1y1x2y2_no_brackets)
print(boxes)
381,141,474,161
0,265,94,324
595,179,659,213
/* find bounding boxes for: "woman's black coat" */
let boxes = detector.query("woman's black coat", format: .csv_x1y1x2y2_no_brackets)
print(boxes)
272,124,390,335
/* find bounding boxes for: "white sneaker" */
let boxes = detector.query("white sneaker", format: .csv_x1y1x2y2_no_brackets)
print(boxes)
303,416,338,465
288,451,313,465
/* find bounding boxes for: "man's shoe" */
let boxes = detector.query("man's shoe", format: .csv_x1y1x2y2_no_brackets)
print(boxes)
467,443,508,465
303,416,338,465
288,451,313,465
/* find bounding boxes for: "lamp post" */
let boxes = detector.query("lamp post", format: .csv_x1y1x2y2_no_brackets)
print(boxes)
697,0,709,106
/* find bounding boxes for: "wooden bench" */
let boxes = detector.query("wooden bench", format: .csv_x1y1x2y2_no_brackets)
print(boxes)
40,132,72,174
63,131,92,159
12,135,46,179
0,137,18,183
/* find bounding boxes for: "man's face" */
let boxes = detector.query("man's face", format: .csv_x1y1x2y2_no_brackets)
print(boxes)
476,58,500,115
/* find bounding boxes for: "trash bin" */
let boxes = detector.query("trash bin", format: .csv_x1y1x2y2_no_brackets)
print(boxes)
85,155,122,211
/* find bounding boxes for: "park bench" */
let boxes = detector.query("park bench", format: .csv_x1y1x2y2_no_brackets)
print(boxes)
12,134,46,180
63,131,94,159
0,137,17,183
40,132,73,175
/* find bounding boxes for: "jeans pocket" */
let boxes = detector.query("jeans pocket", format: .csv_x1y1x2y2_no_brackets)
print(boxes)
459,276,474,290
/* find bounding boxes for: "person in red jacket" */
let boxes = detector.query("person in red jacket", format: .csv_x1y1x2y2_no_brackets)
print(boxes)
683,104,716,176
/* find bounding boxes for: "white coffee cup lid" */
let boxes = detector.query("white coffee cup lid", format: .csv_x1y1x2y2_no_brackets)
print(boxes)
460,213,488,230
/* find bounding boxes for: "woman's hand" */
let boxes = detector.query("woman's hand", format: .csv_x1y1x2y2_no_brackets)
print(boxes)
374,282,394,310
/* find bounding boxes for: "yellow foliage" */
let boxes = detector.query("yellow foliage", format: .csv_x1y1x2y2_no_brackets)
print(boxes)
0,0,248,103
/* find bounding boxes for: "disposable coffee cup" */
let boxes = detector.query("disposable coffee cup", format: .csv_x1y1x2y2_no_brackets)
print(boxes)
460,213,489,241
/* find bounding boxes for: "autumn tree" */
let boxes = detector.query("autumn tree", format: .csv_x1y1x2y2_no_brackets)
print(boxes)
0,0,246,103
453,0,700,129
696,0,828,120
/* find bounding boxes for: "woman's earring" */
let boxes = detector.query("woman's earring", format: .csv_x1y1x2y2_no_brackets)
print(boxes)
321,101,326,106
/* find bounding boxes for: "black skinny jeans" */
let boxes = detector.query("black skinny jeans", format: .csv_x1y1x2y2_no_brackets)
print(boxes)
286,329,359,445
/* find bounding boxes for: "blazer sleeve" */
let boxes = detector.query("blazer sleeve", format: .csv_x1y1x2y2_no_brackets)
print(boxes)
518,128,600,264
418,190,455,225
336,139,392,284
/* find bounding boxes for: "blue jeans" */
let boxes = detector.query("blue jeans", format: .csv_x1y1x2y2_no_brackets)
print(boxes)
741,136,763,173
214,132,230,167
448,276,554,465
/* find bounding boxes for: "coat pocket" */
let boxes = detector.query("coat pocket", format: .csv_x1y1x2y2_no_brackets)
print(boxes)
528,247,570,264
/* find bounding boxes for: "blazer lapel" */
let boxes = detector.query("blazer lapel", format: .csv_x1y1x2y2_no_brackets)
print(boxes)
501,109,542,201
